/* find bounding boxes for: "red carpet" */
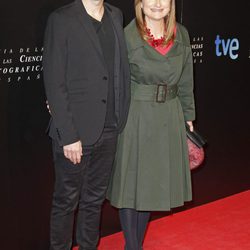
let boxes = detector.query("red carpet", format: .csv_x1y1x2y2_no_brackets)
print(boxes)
74,190,250,250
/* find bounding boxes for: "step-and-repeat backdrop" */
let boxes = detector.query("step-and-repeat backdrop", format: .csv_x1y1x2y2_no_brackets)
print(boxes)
1,0,249,249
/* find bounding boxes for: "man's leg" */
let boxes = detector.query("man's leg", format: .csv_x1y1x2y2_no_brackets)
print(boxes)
76,133,118,250
50,140,88,250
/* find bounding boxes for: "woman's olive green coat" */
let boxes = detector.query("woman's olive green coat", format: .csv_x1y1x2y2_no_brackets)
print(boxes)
106,20,195,211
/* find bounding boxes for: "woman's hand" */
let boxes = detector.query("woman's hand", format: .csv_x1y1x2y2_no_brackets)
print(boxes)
186,121,194,132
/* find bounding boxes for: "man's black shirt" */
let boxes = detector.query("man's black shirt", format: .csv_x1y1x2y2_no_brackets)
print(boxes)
89,11,117,129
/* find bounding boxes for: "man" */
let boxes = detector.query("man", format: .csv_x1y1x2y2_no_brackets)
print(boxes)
42,0,130,249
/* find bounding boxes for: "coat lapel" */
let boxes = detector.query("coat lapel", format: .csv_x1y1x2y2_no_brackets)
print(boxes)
105,4,122,45
105,3,129,73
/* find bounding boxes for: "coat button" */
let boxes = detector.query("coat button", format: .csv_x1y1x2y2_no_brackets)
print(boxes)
103,76,108,80
101,99,107,104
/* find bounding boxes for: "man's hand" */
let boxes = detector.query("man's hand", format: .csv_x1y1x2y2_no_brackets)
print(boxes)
46,100,82,164
186,121,194,132
63,141,83,164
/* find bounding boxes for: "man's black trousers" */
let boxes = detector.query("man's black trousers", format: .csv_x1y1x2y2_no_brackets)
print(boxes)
50,131,118,250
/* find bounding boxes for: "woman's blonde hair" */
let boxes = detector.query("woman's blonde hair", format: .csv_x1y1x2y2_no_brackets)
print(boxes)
135,0,176,45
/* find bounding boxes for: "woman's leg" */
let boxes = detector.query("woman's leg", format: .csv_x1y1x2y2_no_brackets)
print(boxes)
137,211,150,250
119,208,138,250
119,208,151,250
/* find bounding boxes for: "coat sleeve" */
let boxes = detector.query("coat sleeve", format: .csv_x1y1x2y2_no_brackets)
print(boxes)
43,12,79,145
177,29,196,121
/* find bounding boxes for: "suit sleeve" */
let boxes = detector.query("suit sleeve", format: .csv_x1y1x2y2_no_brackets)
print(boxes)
43,12,79,145
177,30,196,121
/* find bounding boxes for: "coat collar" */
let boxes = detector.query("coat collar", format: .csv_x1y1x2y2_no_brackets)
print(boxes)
127,19,183,57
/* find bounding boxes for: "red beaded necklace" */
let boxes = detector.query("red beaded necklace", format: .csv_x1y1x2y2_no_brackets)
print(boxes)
145,27,166,48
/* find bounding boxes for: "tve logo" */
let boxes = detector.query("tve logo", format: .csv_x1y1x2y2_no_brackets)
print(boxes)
215,35,240,60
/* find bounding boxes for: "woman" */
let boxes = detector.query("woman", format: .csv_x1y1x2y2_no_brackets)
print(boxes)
106,0,195,249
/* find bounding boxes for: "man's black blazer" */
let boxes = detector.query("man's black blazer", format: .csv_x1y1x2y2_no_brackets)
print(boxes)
43,0,130,146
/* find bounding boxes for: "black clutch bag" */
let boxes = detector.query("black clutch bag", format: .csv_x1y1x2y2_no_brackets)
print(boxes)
185,123,206,148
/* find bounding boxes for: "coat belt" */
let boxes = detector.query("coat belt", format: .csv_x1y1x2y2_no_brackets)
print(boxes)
131,82,178,103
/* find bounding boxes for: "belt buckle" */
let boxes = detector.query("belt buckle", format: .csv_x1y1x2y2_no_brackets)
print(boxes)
156,84,167,103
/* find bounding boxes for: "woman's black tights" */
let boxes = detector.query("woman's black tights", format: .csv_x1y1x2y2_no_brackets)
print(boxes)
119,208,150,250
